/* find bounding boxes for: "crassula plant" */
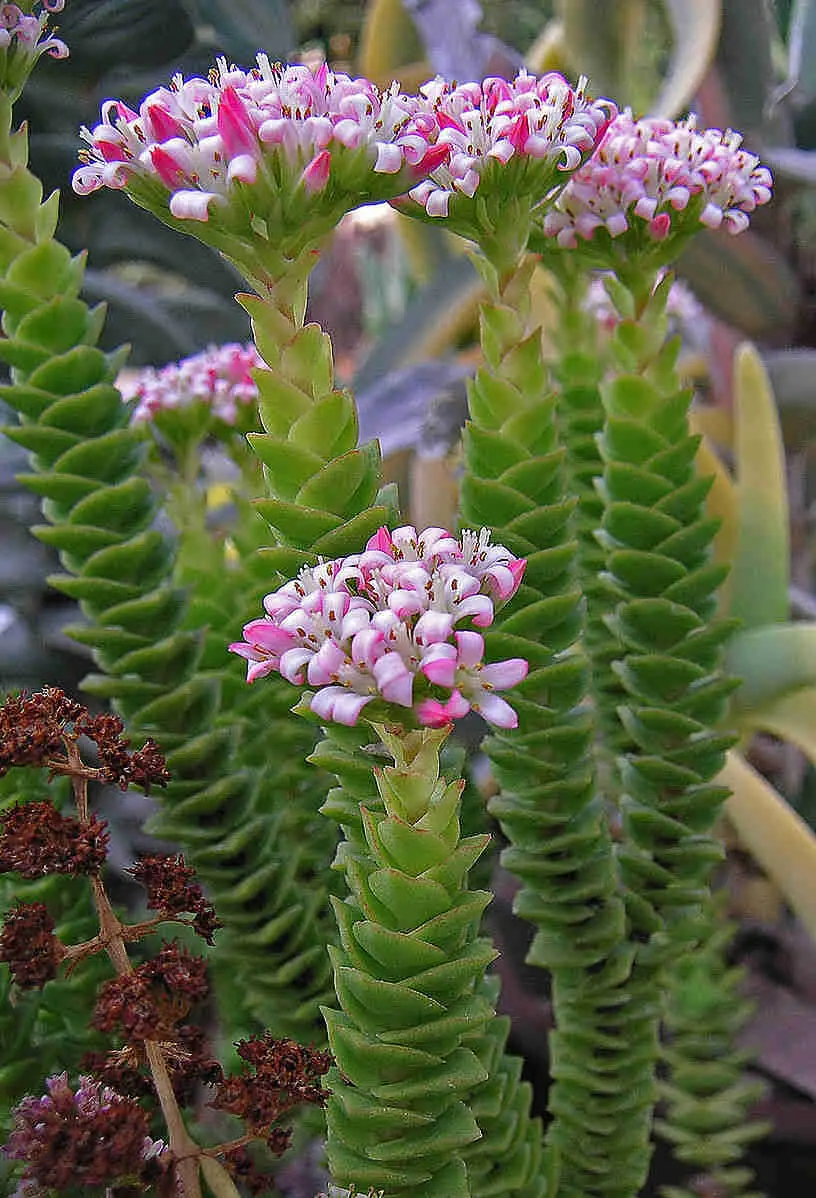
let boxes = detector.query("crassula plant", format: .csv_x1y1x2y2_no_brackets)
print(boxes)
0,6,776,1197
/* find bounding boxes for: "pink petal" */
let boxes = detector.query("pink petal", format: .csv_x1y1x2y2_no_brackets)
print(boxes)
475,693,519,729
279,647,314,685
169,190,223,222
417,690,471,728
351,627,386,670
455,630,485,669
414,610,454,646
366,527,394,554
307,640,346,685
481,658,529,690
420,643,457,688
373,653,414,707
301,150,331,194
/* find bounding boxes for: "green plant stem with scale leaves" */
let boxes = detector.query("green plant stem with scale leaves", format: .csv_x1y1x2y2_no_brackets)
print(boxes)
312,721,548,1198
0,81,337,1052
461,231,664,1198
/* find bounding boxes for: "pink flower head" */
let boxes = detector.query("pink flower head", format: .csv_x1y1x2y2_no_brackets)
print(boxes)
72,57,443,257
121,342,262,431
540,110,773,255
0,1,68,94
400,71,614,227
230,526,528,729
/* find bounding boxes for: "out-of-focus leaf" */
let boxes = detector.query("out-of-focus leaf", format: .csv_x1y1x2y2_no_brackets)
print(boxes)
729,344,790,629
722,749,816,942
689,404,733,449
358,0,427,90
788,0,816,108
558,0,656,110
764,145,816,181
398,0,522,82
677,229,799,342
182,0,294,64
651,0,721,118
711,0,778,135
57,0,195,74
727,625,816,711
356,359,469,457
761,349,816,443
82,269,249,364
525,19,569,74
740,686,816,769
353,254,482,393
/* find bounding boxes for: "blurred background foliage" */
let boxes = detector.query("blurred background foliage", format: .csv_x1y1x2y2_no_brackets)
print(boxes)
7,1,816,1191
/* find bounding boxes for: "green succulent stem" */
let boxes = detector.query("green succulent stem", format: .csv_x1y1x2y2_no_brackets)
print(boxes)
236,262,397,579
656,903,768,1198
314,721,495,1197
0,84,333,1047
463,243,658,1198
597,272,736,949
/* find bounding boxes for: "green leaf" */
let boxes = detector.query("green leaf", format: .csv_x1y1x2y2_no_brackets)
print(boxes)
652,0,722,118
728,344,790,629
727,623,816,710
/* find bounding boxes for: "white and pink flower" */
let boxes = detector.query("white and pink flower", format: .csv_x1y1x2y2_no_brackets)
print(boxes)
541,110,773,249
120,342,262,429
401,71,614,220
72,57,446,238
230,526,528,729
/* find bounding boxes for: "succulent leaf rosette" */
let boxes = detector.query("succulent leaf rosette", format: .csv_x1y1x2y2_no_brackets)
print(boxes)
230,525,528,729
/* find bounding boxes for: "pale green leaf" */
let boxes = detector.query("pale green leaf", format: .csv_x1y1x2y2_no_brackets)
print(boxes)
727,624,816,710
728,344,790,629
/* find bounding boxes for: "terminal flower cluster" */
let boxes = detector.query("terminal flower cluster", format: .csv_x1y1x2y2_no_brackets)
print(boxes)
542,109,773,248
121,341,262,427
405,70,614,218
0,1,67,60
230,525,529,729
72,56,447,228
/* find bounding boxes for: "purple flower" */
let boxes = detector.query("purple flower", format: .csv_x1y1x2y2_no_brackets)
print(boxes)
229,525,528,728
541,110,772,250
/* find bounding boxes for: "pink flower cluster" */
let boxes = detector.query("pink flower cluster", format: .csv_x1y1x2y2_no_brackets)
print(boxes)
230,526,529,729
542,110,773,248
120,342,262,427
72,57,446,224
0,0,67,61
406,71,615,218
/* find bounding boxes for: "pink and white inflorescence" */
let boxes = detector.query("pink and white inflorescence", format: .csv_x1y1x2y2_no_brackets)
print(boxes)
0,0,67,63
230,525,529,729
121,342,262,427
72,57,447,224
404,71,615,218
542,110,773,248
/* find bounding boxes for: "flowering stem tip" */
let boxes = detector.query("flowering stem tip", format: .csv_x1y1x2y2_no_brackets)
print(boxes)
229,525,529,729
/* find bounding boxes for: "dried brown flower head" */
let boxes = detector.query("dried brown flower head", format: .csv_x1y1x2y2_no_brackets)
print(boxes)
212,1034,331,1145
4,1073,164,1190
0,800,109,877
92,943,209,1041
0,901,62,989
129,853,221,944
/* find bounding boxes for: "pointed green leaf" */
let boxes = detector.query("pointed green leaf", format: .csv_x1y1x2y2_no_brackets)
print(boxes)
729,344,789,628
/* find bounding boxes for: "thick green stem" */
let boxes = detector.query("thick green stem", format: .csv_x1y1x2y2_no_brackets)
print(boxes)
316,723,494,1197
462,248,660,1197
